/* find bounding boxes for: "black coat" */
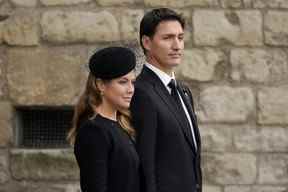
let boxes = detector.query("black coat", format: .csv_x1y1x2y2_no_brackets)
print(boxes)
130,66,202,192
74,114,140,192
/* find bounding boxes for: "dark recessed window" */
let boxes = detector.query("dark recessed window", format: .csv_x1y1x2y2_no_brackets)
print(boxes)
15,107,73,148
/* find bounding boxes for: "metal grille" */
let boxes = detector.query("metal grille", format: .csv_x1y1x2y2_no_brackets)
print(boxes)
16,107,73,148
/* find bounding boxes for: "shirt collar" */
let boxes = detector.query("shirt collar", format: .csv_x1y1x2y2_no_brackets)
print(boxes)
145,62,175,87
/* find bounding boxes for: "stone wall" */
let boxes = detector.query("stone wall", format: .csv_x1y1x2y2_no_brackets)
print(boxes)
0,0,288,191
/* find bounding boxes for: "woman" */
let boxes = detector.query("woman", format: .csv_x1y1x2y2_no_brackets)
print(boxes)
67,47,139,192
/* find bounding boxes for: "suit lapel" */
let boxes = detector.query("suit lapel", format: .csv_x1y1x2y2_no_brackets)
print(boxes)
178,84,201,151
141,66,196,153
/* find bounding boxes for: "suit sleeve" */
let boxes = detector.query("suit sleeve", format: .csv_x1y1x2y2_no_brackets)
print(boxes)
130,87,157,192
75,121,111,192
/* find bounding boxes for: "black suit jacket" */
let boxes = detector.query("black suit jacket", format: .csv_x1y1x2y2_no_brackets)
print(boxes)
74,114,140,192
130,66,202,192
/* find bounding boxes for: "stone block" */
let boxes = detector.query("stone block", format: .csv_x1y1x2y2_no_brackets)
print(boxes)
0,102,12,147
10,0,37,7
221,0,243,8
201,125,233,152
264,11,288,45
254,0,288,8
0,182,78,192
224,186,251,192
203,185,222,192
258,154,288,184
120,9,144,41
96,0,137,6
41,11,120,43
194,10,262,46
203,153,257,184
144,0,218,8
231,49,288,83
176,48,225,81
258,87,288,124
198,86,254,123
10,149,79,180
0,50,6,98
233,126,261,152
40,0,90,6
2,11,39,45
7,47,87,105
260,127,288,152
0,151,9,184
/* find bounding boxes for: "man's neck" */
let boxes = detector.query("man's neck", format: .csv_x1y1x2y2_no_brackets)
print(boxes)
146,58,173,77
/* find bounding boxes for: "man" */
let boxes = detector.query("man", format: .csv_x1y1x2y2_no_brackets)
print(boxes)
130,8,202,192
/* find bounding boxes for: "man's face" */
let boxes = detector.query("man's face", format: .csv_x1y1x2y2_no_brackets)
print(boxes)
143,20,184,72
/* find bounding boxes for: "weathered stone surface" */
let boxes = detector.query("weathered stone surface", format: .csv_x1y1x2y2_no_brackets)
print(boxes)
258,154,288,184
7,47,87,105
10,149,79,180
201,125,233,152
198,86,254,123
231,49,288,83
120,9,144,40
0,22,3,44
260,127,288,152
0,151,9,184
194,10,262,46
175,9,192,43
203,185,221,192
254,0,288,8
41,11,120,43
0,50,6,98
144,0,218,8
253,186,288,192
176,49,225,81
221,0,243,8
2,11,39,45
40,0,90,6
10,0,37,7
264,11,288,46
234,126,288,152
224,186,251,192
224,186,288,192
0,102,12,147
258,87,288,124
96,0,137,6
233,126,261,152
203,153,257,184
0,182,80,192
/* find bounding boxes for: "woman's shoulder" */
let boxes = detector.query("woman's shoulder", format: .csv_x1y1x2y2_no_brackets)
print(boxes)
76,116,112,145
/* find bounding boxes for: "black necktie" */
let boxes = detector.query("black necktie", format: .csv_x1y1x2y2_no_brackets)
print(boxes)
168,79,197,151
168,79,182,107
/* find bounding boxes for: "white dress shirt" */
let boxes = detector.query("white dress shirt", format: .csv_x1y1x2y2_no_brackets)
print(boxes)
145,63,197,150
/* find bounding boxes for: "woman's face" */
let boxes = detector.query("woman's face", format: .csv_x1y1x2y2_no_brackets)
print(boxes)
101,71,136,110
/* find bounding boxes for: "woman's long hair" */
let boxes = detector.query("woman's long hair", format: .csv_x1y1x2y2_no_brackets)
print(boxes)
67,73,135,145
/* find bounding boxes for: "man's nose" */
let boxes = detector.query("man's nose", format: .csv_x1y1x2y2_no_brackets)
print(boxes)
172,38,182,50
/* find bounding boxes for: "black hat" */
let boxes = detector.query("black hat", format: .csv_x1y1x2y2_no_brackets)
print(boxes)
89,47,136,79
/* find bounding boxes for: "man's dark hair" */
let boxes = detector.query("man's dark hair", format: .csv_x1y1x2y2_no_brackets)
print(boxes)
139,8,185,54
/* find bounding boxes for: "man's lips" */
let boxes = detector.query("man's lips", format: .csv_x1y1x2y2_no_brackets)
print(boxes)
169,53,182,58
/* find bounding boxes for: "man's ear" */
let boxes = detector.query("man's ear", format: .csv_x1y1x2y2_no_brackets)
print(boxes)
142,35,151,51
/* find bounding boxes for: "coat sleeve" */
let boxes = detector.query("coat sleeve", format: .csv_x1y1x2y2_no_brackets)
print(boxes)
75,121,111,192
130,87,157,192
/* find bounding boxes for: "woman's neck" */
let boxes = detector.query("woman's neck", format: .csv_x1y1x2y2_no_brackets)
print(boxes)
94,102,117,121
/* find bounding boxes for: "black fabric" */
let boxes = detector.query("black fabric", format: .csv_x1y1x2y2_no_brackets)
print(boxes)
130,66,202,192
89,47,136,79
168,79,197,152
74,114,140,192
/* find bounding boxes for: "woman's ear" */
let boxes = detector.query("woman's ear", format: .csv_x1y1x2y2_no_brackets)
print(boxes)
95,79,105,94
